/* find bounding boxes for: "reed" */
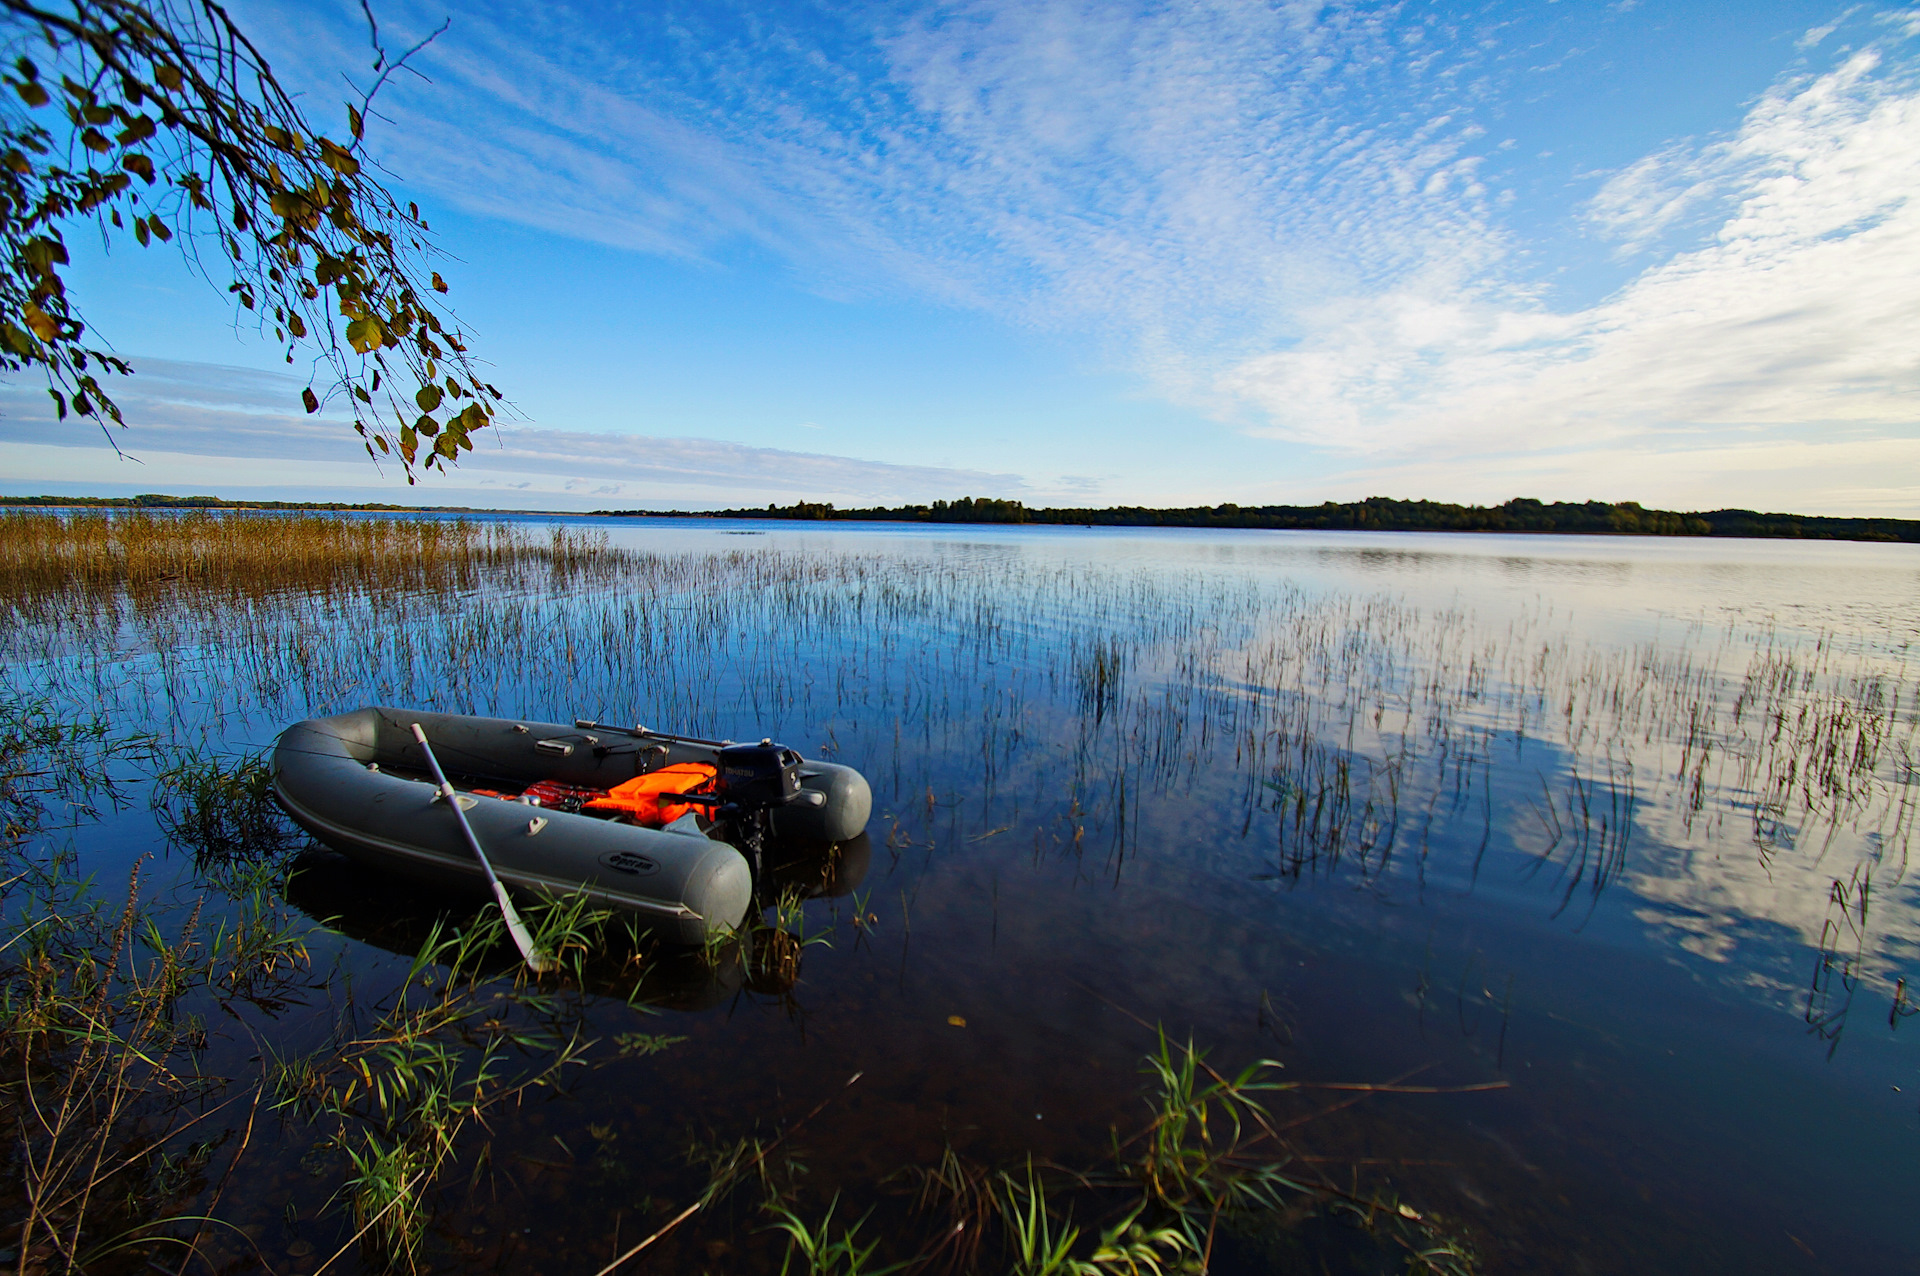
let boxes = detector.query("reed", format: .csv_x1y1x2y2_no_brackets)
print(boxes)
149,746,298,896
761,1195,903,1276
17,519,1902,940
0,845,322,1273
788,1030,1475,1276
10,519,1914,977
0,508,619,601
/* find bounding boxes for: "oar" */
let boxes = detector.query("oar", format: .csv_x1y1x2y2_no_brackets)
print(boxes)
410,722,557,974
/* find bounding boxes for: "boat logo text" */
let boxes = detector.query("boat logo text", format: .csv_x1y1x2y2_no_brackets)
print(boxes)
598,850,661,877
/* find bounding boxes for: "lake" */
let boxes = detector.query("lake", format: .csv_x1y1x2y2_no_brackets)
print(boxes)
2,515,1915,1274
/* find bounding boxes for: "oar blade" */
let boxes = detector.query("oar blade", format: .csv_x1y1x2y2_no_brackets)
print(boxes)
495,881,560,974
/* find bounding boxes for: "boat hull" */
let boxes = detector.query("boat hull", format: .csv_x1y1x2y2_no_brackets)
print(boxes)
271,707,867,943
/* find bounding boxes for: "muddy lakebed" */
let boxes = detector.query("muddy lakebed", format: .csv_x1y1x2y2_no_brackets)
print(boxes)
3,513,1916,1275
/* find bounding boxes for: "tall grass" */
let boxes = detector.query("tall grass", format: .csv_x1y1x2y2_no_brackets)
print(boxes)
0,851,312,1272
0,508,618,600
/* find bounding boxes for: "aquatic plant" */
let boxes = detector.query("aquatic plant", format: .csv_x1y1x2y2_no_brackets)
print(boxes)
522,886,618,982
1130,1030,1294,1222
149,745,299,895
0,705,621,1274
1,692,153,860
0,849,321,1273
762,1194,904,1276
0,507,619,603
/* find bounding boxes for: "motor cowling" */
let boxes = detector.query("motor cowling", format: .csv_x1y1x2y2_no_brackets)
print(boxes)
715,739,803,810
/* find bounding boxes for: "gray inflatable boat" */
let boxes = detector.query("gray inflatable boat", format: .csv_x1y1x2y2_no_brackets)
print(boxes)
271,707,872,944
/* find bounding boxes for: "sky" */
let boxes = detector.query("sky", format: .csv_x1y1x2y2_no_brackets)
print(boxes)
2,0,1918,514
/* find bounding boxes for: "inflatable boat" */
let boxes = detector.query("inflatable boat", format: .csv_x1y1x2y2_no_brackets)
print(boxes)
271,707,872,944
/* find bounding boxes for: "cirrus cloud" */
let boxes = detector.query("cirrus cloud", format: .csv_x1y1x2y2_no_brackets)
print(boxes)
1219,48,1920,453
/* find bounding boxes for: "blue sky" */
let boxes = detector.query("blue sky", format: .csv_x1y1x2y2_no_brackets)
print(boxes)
3,0,1917,514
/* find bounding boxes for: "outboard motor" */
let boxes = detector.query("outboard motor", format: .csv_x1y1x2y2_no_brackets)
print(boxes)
685,739,824,885
716,740,804,809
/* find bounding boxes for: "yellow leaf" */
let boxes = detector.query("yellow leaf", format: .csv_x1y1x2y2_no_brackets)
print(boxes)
21,303,58,342
947,1015,966,1028
319,138,360,177
345,315,384,353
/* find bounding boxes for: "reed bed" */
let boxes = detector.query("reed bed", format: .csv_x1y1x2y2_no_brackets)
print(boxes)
0,509,619,601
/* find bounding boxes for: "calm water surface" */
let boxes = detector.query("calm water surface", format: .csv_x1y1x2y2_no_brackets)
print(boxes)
6,519,1917,1274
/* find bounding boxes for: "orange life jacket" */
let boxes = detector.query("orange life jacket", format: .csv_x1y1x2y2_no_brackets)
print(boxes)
584,762,718,827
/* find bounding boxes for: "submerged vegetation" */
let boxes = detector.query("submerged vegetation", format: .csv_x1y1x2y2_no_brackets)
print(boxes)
0,508,1916,1271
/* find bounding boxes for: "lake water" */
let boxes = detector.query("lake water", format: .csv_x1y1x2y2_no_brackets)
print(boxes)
4,518,1916,1274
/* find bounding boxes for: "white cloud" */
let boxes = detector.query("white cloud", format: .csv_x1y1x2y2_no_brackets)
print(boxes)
1220,49,1920,456
1582,146,1720,258
0,359,1021,507
1796,9,1857,51
1286,430,1920,514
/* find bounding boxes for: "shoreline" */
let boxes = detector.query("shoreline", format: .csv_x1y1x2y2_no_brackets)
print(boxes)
5,492,1915,543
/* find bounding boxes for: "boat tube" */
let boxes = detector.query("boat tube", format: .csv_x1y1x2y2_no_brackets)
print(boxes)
271,707,872,944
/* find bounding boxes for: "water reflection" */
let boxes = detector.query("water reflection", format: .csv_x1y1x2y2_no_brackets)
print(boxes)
285,847,744,1010
285,835,871,1011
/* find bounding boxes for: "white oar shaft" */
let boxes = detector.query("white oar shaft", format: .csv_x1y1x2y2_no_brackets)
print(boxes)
410,722,557,974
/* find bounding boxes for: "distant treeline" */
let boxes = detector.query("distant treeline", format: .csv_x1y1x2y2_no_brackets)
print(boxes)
0,493,486,513
598,496,1920,543
10,493,1912,543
